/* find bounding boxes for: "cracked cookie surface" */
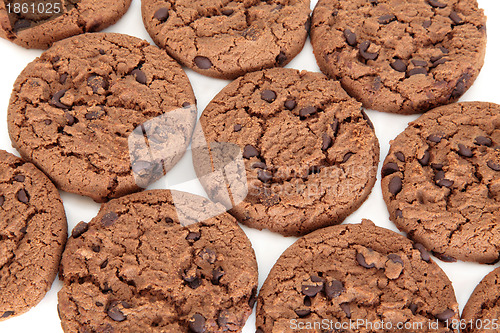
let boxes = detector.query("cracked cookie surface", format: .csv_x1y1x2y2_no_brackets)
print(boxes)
193,68,379,236
8,33,196,202
381,102,500,263
0,0,131,49
256,219,459,333
0,150,67,321
462,267,500,333
311,0,486,114
141,0,311,79
58,189,258,333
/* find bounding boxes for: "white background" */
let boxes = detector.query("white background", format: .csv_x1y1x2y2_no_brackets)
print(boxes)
0,0,499,331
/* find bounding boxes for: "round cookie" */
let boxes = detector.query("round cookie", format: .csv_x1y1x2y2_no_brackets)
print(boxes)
256,219,460,333
193,68,380,236
58,189,258,333
141,0,311,79
311,0,486,114
8,32,197,202
0,0,131,49
381,102,500,263
0,150,67,320
462,267,500,333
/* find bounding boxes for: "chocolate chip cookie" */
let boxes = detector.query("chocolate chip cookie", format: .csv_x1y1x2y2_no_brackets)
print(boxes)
8,32,197,202
58,189,258,333
0,149,67,321
462,267,500,333
141,0,311,79
256,219,459,332
0,0,131,49
381,102,500,263
311,0,486,114
192,68,379,236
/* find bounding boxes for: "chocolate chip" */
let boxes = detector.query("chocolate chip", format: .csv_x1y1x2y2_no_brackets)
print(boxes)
395,151,405,162
301,281,323,297
252,162,267,169
475,136,492,146
299,106,318,118
16,189,29,203
44,119,52,125
13,175,25,182
186,232,201,241
211,267,225,285
100,259,108,269
449,11,463,25
131,69,147,85
183,274,202,289
107,301,127,322
395,209,403,219
381,162,399,178
304,296,312,306
221,8,234,16
437,178,454,188
51,89,70,109
249,287,257,308
276,51,287,65
428,0,447,8
295,309,311,317
154,7,169,21
412,59,428,67
407,67,428,76
65,113,75,126
361,109,374,129
414,243,430,262
0,195,4,207
87,75,108,93
261,89,277,103
258,170,272,183
284,99,297,110
409,303,418,315
458,144,473,157
423,20,432,28
378,14,396,24
72,221,89,238
344,29,357,46
217,311,228,327
388,176,402,196
359,41,378,60
436,309,455,321
451,73,469,99
92,244,101,253
390,59,407,72
189,313,206,333
325,280,344,299
59,73,68,84
418,150,430,166
243,145,259,159
85,111,100,120
427,134,442,143
356,252,375,268
387,253,404,265
487,161,500,171
256,328,264,333
1,311,14,318
199,248,216,264
194,56,212,69
433,252,457,262
331,118,339,135
233,124,242,132
431,163,443,170
340,303,351,318
99,49,106,55
101,212,118,227
343,152,354,163
435,170,445,182
322,134,333,151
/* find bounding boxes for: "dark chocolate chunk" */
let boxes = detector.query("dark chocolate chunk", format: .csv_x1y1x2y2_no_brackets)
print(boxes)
395,209,403,218
331,118,339,135
391,59,407,72
1,311,14,318
101,212,119,227
418,150,430,166
14,19,31,31
388,176,402,196
356,252,375,268
0,195,4,207
359,41,378,60
409,303,418,315
437,178,454,188
186,232,201,242
412,59,428,67
295,309,311,317
381,162,399,178
395,152,405,162
85,111,101,120
199,248,217,264
433,252,457,262
436,309,455,321
261,90,277,103
87,75,108,93
449,11,463,25
154,7,169,22
427,134,442,143
428,0,447,8
475,136,492,146
487,161,500,171
284,99,297,110
301,282,323,297
414,243,430,262
361,109,374,129
16,189,29,203
194,56,212,69
72,221,89,238
325,280,344,299
343,152,354,163
65,113,75,126
50,89,70,109
423,20,432,28
378,14,396,24
211,267,225,285
344,29,357,46
189,313,206,333
234,124,242,132
408,67,428,76
107,301,127,322
243,145,259,159
299,106,318,118
14,175,25,182
252,162,267,169
221,8,234,16
59,73,68,84
340,303,351,318
322,134,333,151
258,170,273,183
458,144,473,157
387,253,404,265
131,69,147,85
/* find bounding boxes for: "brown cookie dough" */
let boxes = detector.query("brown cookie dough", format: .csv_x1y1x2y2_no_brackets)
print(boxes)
193,68,379,237
58,189,258,333
256,219,460,333
311,0,486,114
462,267,500,333
141,0,311,79
0,149,67,321
0,0,131,49
381,102,500,263
8,32,197,202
